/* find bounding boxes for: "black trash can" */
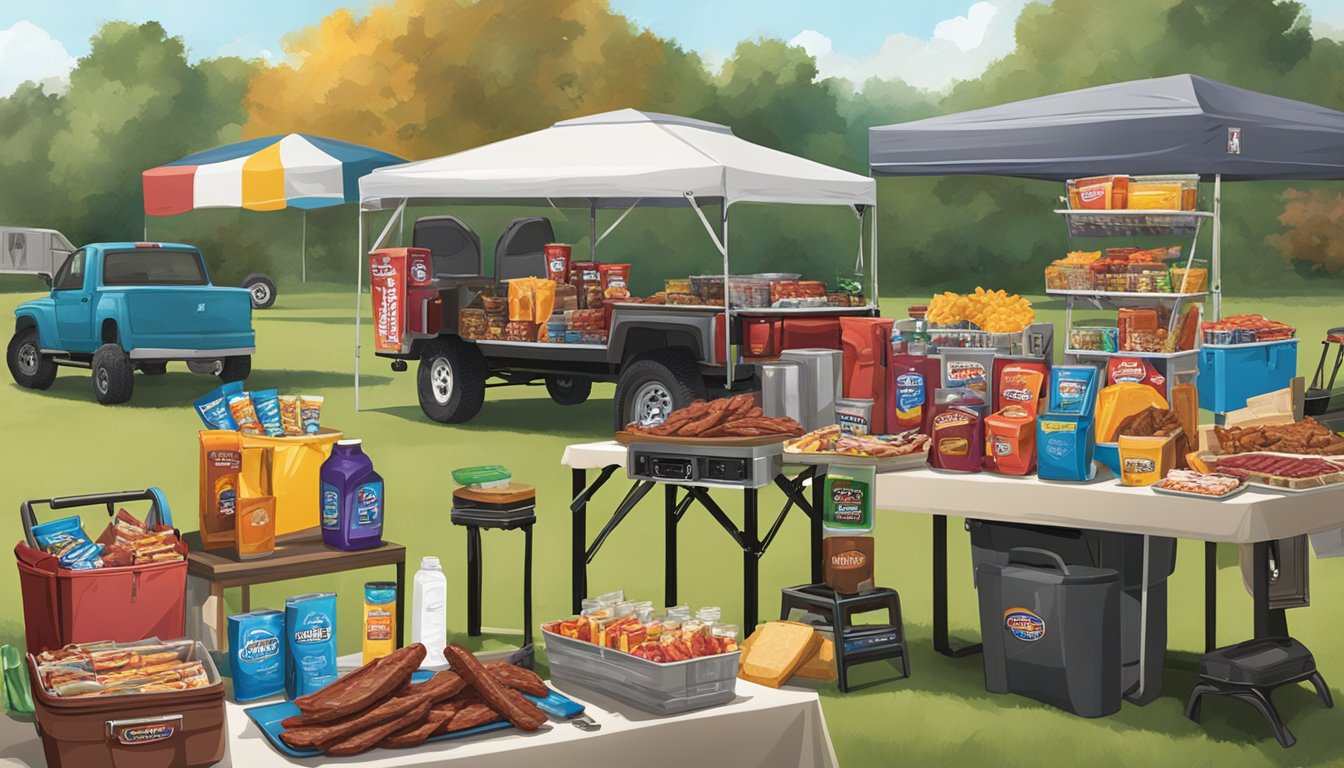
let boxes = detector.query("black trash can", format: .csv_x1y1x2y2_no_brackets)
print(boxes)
976,547,1121,717
967,520,1176,705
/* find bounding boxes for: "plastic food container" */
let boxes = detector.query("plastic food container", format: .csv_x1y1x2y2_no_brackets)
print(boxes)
1067,175,1129,209
1068,326,1119,352
1171,264,1208,293
1132,174,1200,210
689,275,725,301
1126,264,1170,293
542,627,739,715
664,279,692,294
728,277,771,308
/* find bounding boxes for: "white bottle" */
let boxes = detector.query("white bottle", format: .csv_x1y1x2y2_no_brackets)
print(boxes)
411,556,448,667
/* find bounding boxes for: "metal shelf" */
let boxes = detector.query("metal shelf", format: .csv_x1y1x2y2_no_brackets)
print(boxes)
1054,209,1211,238
1046,290,1207,300
1064,348,1199,360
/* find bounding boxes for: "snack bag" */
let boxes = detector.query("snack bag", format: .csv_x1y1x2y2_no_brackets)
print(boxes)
544,243,572,283
252,388,284,437
229,609,286,702
996,362,1047,417
985,405,1037,475
299,395,324,434
533,279,557,339
1119,434,1178,487
285,592,337,699
228,393,264,436
32,516,92,560
1049,365,1099,416
194,381,243,430
199,430,242,550
508,277,536,322
822,467,875,533
928,387,985,473
278,395,303,435
1037,414,1096,482
1106,357,1167,399
236,496,276,559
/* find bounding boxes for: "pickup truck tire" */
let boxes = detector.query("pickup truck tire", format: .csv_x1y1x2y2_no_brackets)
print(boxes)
7,328,57,390
613,350,707,429
219,356,251,383
545,375,592,406
242,274,277,310
139,362,168,376
417,337,486,423
91,343,134,404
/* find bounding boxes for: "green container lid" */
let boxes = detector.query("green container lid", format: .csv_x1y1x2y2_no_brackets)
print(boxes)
451,465,512,486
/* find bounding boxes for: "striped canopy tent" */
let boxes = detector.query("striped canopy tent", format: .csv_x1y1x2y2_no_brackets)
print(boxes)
143,134,404,280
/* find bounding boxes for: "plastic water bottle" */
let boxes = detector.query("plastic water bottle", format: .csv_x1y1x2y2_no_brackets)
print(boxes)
411,556,448,667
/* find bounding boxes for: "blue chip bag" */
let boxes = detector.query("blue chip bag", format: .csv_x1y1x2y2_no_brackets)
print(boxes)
32,516,92,560
251,388,284,437
1037,413,1097,482
59,541,103,570
195,381,244,430
285,593,337,699
229,609,286,702
1049,365,1099,416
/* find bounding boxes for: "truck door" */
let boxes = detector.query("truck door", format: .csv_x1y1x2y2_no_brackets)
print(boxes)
53,249,94,351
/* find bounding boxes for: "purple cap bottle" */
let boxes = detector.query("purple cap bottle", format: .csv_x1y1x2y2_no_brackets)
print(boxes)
320,439,385,551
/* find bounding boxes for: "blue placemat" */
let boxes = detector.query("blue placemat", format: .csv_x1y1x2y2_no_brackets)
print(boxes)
244,671,583,758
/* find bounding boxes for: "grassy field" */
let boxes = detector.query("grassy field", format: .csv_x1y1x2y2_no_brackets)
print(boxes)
2,285,1344,767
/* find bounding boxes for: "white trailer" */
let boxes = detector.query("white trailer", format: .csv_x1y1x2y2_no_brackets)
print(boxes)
1,227,75,277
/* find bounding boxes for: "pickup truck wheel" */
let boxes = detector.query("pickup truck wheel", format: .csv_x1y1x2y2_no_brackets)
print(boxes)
91,343,134,404
219,356,251,382
546,375,592,406
139,362,168,376
613,351,707,429
7,328,57,390
242,274,277,310
417,338,486,423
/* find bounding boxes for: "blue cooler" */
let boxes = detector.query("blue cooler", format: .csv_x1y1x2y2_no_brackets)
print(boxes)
1198,340,1298,413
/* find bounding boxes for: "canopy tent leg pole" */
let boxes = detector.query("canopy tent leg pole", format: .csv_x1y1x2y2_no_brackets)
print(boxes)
355,209,365,411
871,205,879,308
589,202,597,261
595,199,641,248
1212,174,1223,320
301,210,307,284
683,194,731,391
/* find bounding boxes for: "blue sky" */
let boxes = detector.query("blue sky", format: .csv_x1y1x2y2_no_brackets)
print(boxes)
2,0,1343,94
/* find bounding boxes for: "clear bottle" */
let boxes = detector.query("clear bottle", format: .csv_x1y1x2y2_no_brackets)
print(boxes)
411,556,448,667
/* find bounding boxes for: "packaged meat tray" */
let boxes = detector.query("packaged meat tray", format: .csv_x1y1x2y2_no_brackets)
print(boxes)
1201,452,1344,490
1151,470,1247,500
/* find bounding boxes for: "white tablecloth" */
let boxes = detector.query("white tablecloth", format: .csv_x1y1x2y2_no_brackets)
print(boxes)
560,440,1344,544
0,680,837,768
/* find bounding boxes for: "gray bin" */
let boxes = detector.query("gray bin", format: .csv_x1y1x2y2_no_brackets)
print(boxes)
977,547,1121,718
967,520,1176,705
542,629,740,715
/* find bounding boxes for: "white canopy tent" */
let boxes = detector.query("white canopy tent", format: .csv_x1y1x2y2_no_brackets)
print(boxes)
353,109,878,408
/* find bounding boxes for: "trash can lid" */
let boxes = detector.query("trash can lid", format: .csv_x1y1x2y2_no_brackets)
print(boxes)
977,560,1118,586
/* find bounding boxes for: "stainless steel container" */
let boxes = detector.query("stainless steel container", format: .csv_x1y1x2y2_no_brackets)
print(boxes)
780,348,843,431
759,359,806,426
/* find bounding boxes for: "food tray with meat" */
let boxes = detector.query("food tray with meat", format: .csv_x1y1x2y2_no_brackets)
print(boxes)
620,394,805,444
1201,452,1344,491
1208,417,1344,456
249,644,582,758
784,425,931,471
1151,470,1247,500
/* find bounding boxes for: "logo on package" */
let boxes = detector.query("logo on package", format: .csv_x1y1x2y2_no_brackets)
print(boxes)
1110,360,1146,382
239,629,280,662
932,411,971,428
409,259,429,283
1003,609,1046,642
371,260,397,279
947,361,985,382
1227,127,1242,155
115,722,177,746
1124,457,1156,473
896,373,924,388
1079,185,1107,204
829,550,867,570
830,486,865,522
295,613,333,645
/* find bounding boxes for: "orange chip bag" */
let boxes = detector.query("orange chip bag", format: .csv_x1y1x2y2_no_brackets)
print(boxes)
508,278,535,322
996,363,1046,417
533,279,556,324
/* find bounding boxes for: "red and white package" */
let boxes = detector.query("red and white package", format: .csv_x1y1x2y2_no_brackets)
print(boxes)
1107,357,1166,399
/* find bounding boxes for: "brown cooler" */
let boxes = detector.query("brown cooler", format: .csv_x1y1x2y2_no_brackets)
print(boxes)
29,641,226,768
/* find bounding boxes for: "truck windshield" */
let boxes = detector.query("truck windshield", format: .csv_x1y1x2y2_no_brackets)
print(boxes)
103,249,207,286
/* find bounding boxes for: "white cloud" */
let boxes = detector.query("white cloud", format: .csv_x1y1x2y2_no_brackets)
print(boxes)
0,21,76,96
790,0,1027,92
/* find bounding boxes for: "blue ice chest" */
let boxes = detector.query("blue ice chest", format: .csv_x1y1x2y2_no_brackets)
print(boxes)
1197,340,1298,413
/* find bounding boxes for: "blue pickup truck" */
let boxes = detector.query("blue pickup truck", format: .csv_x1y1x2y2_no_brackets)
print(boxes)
6,242,255,404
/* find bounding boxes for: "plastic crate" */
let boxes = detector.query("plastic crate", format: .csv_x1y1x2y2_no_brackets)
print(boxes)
542,628,739,715
1197,339,1299,413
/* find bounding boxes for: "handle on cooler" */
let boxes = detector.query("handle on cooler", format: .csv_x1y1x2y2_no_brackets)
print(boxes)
21,488,172,547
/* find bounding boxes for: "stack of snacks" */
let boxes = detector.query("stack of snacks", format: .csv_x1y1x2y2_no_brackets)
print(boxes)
34,640,211,697
1201,314,1296,344
547,591,739,664
1045,251,1101,290
195,382,322,436
33,508,185,570
926,288,1035,333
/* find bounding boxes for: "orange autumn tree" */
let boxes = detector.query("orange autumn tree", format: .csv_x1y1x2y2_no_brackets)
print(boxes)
1268,188,1344,274
243,0,716,160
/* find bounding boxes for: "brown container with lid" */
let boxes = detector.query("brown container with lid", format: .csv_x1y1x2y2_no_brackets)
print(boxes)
29,642,226,768
823,536,875,594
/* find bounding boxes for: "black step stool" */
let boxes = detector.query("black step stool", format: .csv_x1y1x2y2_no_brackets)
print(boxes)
780,583,909,692
451,484,536,668
1185,637,1333,748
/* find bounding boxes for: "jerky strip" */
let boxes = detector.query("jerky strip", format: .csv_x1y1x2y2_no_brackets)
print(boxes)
380,708,454,749
483,662,548,697
289,643,425,725
325,698,432,757
441,644,546,732
410,669,467,703
445,702,503,732
280,691,428,749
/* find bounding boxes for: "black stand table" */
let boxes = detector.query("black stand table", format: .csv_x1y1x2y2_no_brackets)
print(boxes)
563,441,824,631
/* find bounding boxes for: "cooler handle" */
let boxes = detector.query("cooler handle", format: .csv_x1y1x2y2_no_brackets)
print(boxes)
21,488,173,548
1007,547,1071,575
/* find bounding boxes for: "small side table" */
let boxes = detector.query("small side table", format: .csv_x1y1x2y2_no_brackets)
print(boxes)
185,528,406,650
781,583,910,693
451,484,536,667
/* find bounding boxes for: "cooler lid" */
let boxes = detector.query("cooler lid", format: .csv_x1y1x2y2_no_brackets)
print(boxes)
978,547,1118,586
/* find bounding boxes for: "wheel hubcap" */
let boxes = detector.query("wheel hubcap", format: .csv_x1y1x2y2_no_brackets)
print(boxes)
631,382,673,425
251,284,271,305
17,343,38,376
554,377,573,391
96,368,109,394
431,357,454,405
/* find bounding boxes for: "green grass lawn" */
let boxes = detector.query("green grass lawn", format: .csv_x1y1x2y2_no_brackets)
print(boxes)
3,285,1344,767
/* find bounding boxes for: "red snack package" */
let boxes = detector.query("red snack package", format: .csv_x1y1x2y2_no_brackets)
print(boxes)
544,243,572,283
1107,357,1166,399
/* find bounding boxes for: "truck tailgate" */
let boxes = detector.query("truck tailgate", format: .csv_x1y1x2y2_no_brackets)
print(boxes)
123,287,254,348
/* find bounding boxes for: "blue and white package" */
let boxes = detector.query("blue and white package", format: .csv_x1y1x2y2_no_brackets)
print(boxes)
1037,413,1097,482
285,592,337,699
1049,365,1099,416
32,516,92,560
251,388,284,437
229,609,286,702
194,381,244,430
59,541,104,570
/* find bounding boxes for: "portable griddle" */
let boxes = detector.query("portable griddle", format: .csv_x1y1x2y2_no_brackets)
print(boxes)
626,442,784,489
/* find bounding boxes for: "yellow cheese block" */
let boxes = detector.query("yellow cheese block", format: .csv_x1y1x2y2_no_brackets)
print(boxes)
738,621,822,688
793,637,836,681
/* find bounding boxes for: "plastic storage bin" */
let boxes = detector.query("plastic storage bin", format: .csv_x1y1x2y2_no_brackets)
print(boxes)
1198,340,1299,413
542,627,739,714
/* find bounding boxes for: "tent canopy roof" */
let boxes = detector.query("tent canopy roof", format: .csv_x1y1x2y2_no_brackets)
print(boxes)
359,108,875,210
869,74,1344,181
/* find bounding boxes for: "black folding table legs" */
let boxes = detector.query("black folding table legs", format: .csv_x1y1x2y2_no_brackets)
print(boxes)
931,515,983,658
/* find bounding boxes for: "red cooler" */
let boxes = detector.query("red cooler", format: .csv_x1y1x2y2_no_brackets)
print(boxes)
781,318,841,350
743,317,783,358
841,317,894,433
